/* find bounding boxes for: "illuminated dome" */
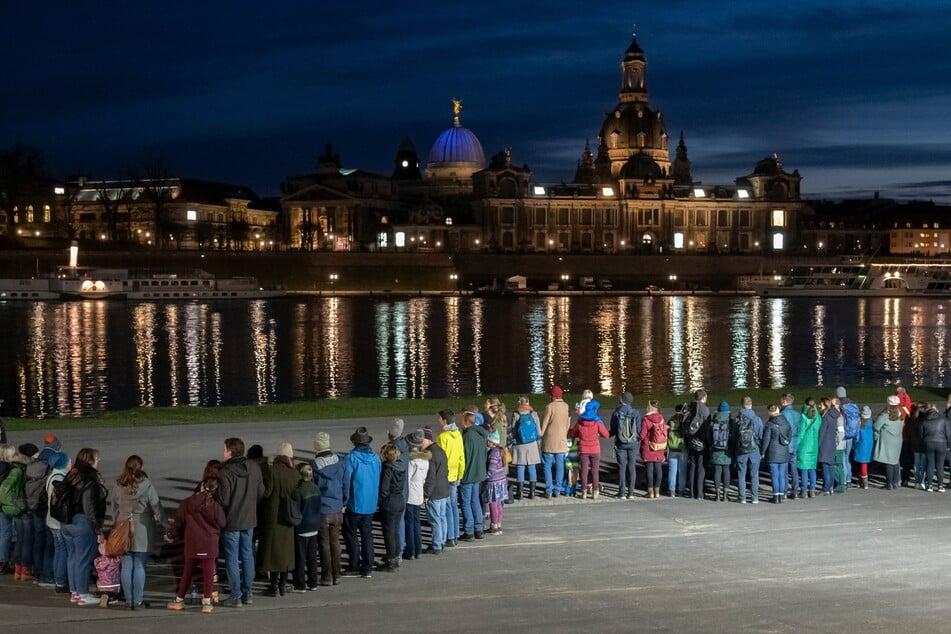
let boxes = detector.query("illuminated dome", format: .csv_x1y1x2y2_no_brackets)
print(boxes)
427,126,485,166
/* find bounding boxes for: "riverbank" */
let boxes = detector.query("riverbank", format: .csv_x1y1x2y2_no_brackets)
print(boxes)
3,385,942,428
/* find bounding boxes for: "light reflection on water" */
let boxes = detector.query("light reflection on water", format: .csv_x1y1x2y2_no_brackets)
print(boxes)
3,295,951,417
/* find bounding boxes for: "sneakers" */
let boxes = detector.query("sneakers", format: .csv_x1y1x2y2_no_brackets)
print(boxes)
202,603,214,614
227,598,243,608
938,487,946,493
70,592,81,603
474,531,484,540
290,586,307,593
459,533,474,542
360,572,372,579
78,594,101,606
167,599,185,611
751,499,759,504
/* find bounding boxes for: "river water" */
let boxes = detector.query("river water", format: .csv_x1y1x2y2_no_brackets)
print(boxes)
1,295,950,417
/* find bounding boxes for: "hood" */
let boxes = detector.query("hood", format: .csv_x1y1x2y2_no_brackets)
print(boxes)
443,422,459,432
517,405,533,414
313,452,340,471
349,446,378,466
466,424,489,439
25,459,51,479
410,450,432,461
579,400,603,422
223,456,252,478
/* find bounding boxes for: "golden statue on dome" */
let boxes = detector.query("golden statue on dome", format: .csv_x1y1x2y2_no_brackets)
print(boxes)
452,98,463,126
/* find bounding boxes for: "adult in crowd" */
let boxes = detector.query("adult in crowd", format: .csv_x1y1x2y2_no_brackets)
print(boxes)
377,443,405,571
569,400,609,499
685,390,711,500
509,396,541,500
421,427,449,555
43,450,71,592
260,443,299,597
246,444,273,576
62,448,108,606
852,406,875,489
0,445,16,575
918,403,950,492
404,430,430,560
7,444,34,581
111,455,168,609
609,392,640,499
761,405,792,504
312,432,348,586
798,398,821,498
733,397,763,504
836,386,859,488
539,386,570,499
485,398,509,457
817,398,840,495
708,401,732,502
874,395,905,490
26,438,60,587
436,410,464,547
780,394,801,498
639,400,666,499
666,403,688,497
386,418,410,561
459,411,489,539
343,427,381,579
216,437,266,607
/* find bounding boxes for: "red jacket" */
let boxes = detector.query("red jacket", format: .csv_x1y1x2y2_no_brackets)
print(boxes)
568,419,609,454
167,491,226,560
639,412,667,462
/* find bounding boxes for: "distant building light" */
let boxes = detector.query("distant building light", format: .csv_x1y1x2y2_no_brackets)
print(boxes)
395,232,405,248
54,186,65,195
186,209,197,221
601,187,615,196
401,160,409,168
533,186,546,196
445,217,453,225
693,188,706,197
673,232,684,249
737,189,749,199
773,232,784,250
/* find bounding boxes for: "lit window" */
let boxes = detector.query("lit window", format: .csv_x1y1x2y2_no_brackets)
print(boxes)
673,232,684,249
533,186,546,196
395,232,405,248
773,232,784,250
693,188,706,197
186,210,197,222
602,187,614,196
444,217,453,225
377,232,388,247
771,209,787,227
737,189,750,199
54,186,65,195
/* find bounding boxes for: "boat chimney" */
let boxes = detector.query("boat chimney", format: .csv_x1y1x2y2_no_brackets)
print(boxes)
68,241,79,268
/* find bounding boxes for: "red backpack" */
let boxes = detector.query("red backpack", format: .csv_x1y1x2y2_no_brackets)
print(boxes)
649,421,669,451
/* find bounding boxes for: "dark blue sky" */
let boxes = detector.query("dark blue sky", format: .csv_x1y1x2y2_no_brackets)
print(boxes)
4,1,950,201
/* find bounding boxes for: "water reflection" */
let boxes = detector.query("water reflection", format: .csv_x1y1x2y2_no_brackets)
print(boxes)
4,295,951,417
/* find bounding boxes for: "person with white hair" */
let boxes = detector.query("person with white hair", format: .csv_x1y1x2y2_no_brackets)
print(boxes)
259,442,299,597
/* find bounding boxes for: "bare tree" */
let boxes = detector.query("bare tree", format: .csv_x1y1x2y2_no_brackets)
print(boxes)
57,183,81,240
94,178,133,242
135,151,176,249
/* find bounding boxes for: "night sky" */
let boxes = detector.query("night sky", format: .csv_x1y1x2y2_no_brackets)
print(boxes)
4,2,950,202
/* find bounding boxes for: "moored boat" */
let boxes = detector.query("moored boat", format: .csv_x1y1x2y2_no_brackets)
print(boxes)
753,259,951,297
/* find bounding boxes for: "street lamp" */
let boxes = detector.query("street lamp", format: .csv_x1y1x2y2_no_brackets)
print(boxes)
329,273,338,294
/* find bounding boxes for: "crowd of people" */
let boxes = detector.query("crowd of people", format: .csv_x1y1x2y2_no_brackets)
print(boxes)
0,383,949,612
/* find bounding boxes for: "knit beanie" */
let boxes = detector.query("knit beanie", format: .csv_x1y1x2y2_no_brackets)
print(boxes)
622,392,634,405
276,442,294,459
388,418,405,438
718,401,730,412
551,386,563,399
835,386,847,399
313,432,331,454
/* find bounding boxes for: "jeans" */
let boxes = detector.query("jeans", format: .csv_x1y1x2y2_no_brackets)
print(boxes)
221,528,255,602
318,512,343,583
459,483,483,535
120,551,148,606
293,534,318,589
800,468,817,492
343,512,374,575
736,452,761,501
769,463,789,495
579,453,601,491
447,482,460,540
885,463,901,488
615,445,638,495
61,514,98,595
31,513,50,581
788,451,801,494
821,462,835,493
427,496,449,550
834,450,846,491
0,513,11,564
914,452,927,485
542,453,566,495
403,504,421,558
12,513,34,567
398,508,406,554
381,508,403,563
687,452,705,499
515,464,537,483
843,439,854,484
668,451,687,494
645,461,663,489
924,444,946,488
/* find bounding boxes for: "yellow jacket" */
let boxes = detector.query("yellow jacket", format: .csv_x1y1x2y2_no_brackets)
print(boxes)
437,425,466,483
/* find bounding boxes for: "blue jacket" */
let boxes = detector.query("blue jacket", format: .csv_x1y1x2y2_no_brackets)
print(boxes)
346,446,381,515
852,419,874,464
781,404,800,453
733,407,764,455
818,407,840,464
609,402,641,448
312,451,349,515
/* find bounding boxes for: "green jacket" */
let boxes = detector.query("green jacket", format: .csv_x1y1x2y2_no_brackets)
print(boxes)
706,412,732,466
873,412,903,465
257,460,300,572
797,407,821,470
461,424,489,484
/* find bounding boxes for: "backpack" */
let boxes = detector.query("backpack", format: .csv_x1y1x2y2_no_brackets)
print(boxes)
711,419,730,451
842,402,860,440
48,476,74,524
735,412,758,453
0,465,26,517
686,403,703,437
648,421,668,451
24,461,52,512
667,403,690,451
615,407,637,444
515,411,539,444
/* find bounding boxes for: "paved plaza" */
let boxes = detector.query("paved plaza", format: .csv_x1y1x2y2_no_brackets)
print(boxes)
3,415,951,632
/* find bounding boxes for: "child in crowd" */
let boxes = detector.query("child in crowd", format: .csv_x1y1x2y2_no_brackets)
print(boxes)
94,543,121,608
853,405,875,489
564,438,580,496
484,431,508,534
292,463,322,592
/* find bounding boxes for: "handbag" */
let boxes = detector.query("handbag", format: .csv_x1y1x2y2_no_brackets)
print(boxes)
504,447,513,463
104,515,133,557
278,495,302,527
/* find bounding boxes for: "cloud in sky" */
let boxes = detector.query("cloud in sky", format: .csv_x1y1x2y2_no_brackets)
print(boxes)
2,1,949,201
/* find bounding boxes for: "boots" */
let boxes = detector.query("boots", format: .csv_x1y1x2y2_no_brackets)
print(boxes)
861,476,868,489
514,483,522,501
773,494,781,504
592,489,599,500
527,482,535,499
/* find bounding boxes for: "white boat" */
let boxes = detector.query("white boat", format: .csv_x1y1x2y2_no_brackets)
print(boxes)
0,267,285,301
754,260,951,297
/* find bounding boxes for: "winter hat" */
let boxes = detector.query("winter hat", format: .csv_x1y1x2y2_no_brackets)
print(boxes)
276,442,294,459
247,445,264,460
887,395,900,406
551,386,563,399
474,413,484,426
43,434,62,451
350,426,372,445
406,429,424,449
18,443,39,458
388,418,405,438
487,430,501,445
423,427,435,442
47,450,69,470
835,386,847,399
313,432,332,454
622,392,634,405
718,401,730,412
860,405,872,419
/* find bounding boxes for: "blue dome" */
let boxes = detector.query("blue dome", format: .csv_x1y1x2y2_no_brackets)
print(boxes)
427,126,485,167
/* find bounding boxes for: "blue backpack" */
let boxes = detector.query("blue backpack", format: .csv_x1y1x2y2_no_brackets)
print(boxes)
515,412,539,444
842,402,860,440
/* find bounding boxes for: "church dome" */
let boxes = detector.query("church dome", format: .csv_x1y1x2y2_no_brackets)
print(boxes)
620,152,663,180
427,126,485,167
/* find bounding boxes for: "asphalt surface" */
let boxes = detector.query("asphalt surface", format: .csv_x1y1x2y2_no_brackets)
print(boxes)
4,414,951,632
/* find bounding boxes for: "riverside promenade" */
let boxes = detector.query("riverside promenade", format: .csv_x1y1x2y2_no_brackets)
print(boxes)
3,414,951,632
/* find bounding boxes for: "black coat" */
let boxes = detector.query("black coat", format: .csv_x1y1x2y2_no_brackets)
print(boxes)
817,407,839,464
378,461,405,513
423,443,450,500
919,410,951,448
761,415,792,464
